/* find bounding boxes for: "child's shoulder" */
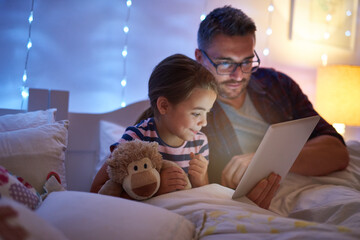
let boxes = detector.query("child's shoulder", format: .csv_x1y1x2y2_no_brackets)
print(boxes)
135,117,154,127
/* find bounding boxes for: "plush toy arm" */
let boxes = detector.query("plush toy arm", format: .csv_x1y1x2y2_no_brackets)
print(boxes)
161,160,192,190
98,179,123,197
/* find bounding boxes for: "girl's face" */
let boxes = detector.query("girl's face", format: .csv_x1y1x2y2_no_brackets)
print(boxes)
157,88,217,147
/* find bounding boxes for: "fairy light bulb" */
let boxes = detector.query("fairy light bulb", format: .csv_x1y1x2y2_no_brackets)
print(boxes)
121,78,127,87
22,71,27,82
200,13,206,21
121,101,126,108
346,10,352,16
28,12,33,23
326,14,332,21
126,0,132,7
123,26,129,33
345,30,351,37
321,54,328,66
263,48,270,56
21,87,29,99
27,39,32,49
323,32,330,39
266,27,272,36
122,46,128,57
268,4,274,12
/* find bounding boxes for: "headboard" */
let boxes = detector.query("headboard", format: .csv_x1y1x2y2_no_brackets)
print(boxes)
0,88,150,192
66,100,149,191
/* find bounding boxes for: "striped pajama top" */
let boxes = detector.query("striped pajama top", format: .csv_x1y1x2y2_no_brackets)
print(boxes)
111,117,209,174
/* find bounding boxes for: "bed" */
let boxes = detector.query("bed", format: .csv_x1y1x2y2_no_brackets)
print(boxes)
0,88,359,240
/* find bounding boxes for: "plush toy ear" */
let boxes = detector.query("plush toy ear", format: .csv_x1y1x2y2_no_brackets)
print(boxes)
156,96,169,115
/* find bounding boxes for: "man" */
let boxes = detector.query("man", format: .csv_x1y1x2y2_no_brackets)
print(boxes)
195,6,349,208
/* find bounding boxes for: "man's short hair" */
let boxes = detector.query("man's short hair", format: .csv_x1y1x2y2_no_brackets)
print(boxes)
197,6,257,50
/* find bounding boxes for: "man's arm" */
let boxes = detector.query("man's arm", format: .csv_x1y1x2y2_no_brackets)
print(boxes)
290,135,349,175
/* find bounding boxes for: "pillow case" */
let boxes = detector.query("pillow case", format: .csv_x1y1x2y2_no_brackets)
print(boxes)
36,191,195,240
97,120,126,177
0,121,68,193
0,166,41,210
0,108,56,132
0,197,68,240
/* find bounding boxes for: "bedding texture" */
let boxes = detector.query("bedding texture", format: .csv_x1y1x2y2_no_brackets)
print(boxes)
145,140,360,239
36,191,195,240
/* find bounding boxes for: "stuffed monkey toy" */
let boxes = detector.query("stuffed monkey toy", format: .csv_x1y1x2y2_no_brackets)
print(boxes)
98,139,191,200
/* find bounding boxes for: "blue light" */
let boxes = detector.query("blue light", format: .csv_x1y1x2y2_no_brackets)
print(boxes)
126,0,132,7
200,14,206,21
27,39,32,49
123,26,129,33
28,11,33,23
21,88,29,99
22,71,27,82
122,46,127,57
121,78,127,87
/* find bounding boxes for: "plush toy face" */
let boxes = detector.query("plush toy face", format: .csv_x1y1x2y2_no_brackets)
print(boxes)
122,157,160,200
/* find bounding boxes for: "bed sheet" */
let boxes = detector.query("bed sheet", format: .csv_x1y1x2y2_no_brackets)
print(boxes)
145,141,360,239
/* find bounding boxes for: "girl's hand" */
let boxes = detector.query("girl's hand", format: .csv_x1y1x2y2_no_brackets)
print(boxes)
188,152,209,187
156,166,188,195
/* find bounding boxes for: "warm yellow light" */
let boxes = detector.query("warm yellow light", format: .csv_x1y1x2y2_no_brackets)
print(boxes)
316,65,360,127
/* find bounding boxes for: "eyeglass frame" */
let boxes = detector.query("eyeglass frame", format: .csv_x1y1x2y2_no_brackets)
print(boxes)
199,49,261,75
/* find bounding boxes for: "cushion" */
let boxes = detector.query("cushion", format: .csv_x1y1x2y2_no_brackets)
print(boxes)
97,120,126,177
36,191,195,240
0,197,68,240
0,166,41,210
0,121,68,193
0,108,56,132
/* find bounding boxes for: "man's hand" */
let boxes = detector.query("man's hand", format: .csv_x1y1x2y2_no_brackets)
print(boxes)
221,153,254,189
156,166,188,195
188,152,209,187
246,173,281,209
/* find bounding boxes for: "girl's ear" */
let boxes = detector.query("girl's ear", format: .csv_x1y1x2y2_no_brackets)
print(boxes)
156,96,169,115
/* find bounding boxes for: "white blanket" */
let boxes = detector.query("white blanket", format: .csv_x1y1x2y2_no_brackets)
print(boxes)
145,141,360,239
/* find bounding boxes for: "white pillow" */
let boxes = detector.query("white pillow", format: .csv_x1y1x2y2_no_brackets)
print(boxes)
0,109,56,132
0,197,68,240
36,191,195,240
97,120,126,177
0,121,68,193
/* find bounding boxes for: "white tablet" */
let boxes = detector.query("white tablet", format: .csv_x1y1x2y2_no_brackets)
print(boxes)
232,115,320,200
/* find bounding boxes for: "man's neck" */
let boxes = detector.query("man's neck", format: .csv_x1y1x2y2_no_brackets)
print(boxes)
218,92,247,110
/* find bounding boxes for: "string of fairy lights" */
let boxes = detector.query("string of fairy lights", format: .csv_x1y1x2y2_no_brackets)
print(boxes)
321,6,353,66
18,1,353,109
19,0,132,109
263,1,274,57
120,0,132,108
21,0,35,109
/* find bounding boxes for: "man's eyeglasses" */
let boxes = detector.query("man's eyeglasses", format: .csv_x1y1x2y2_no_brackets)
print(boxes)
200,49,260,75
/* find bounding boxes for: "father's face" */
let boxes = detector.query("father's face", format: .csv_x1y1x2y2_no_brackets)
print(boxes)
196,34,256,101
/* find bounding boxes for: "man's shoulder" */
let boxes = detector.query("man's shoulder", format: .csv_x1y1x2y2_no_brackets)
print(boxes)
250,67,296,90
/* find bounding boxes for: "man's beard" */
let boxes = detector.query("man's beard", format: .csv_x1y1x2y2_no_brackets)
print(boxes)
217,78,249,99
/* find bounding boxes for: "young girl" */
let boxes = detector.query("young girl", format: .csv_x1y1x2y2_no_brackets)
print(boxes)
90,54,218,196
